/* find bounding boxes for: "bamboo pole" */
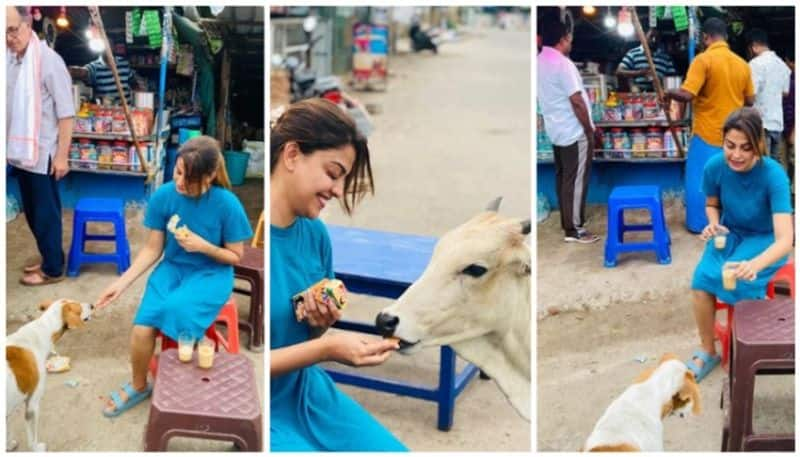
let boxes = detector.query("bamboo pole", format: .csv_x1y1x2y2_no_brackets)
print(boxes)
87,7,149,176
629,7,685,157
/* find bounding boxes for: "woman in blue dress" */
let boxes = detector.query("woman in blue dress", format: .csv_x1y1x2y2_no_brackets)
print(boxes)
689,108,793,382
95,136,253,416
270,99,406,451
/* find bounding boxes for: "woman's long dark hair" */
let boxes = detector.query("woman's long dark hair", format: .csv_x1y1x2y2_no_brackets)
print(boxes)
722,107,766,158
178,135,232,194
271,99,373,215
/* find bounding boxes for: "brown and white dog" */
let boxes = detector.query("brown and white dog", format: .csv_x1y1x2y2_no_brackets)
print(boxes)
583,353,701,452
6,299,93,452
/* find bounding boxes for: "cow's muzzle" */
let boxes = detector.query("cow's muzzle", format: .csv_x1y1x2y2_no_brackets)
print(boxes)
375,312,399,337
375,312,418,351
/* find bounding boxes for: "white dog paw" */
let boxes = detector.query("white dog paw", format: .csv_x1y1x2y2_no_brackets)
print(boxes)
33,443,46,452
6,439,18,451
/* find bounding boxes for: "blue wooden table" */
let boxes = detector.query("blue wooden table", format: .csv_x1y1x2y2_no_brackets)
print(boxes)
325,224,481,431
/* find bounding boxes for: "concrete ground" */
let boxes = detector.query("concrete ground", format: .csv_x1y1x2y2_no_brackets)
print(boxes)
6,178,264,451
316,24,531,451
536,201,794,451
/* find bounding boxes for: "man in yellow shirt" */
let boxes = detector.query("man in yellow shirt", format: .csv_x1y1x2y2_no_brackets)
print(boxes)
664,17,755,232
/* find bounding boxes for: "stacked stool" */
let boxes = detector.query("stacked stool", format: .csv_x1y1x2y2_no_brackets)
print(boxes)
714,260,795,369
722,297,794,451
234,246,264,351
604,185,671,267
144,349,262,451
67,198,130,276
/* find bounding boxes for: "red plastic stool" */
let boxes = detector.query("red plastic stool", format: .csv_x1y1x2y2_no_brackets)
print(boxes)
214,296,240,353
149,297,240,377
714,260,795,369
714,300,734,369
766,260,795,299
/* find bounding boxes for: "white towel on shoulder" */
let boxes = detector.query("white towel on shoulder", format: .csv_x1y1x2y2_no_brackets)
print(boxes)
7,35,43,168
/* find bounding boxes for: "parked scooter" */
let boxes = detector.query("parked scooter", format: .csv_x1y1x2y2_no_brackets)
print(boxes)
275,54,343,104
273,16,343,104
272,16,373,137
410,21,438,54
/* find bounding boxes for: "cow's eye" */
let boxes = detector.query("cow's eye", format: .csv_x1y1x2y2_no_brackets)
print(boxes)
461,264,488,278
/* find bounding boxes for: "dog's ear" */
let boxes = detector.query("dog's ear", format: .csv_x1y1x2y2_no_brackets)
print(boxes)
62,302,84,329
39,300,54,311
661,396,675,419
633,366,656,383
683,370,702,415
659,352,680,364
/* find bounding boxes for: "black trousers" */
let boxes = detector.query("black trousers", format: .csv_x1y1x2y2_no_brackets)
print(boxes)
14,162,65,277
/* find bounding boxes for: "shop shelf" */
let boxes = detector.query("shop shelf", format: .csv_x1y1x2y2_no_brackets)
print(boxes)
595,119,690,128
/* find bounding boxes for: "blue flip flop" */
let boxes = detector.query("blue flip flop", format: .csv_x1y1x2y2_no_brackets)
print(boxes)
103,381,152,418
686,349,721,383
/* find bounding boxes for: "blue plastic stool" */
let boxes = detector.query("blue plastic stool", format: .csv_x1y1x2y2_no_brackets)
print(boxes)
604,185,671,267
67,198,130,276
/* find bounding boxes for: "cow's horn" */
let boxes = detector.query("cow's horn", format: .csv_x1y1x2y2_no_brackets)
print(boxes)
485,196,503,212
520,219,531,235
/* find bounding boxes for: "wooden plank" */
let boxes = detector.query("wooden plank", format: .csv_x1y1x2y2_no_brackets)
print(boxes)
87,6,148,175
216,48,231,148
630,7,685,157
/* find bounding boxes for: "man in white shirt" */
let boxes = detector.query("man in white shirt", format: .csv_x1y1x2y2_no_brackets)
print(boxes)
747,28,791,166
6,6,75,285
537,18,598,243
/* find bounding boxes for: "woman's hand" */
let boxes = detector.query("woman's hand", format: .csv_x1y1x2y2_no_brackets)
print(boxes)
734,259,759,281
96,280,125,310
295,290,341,328
700,223,725,241
323,332,400,367
175,228,214,254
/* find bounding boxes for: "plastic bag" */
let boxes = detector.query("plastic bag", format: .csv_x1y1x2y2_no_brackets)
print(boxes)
537,192,551,223
243,139,265,178
7,195,20,223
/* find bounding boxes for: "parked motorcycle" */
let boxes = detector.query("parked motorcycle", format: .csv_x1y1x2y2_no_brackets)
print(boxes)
410,22,438,54
272,16,373,137
272,16,344,104
274,54,343,104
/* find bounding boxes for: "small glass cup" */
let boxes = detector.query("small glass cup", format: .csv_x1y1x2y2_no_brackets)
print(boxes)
197,337,215,369
177,332,194,363
713,226,729,250
722,262,739,291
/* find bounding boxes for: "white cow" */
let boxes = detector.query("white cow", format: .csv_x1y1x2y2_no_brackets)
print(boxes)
376,198,531,421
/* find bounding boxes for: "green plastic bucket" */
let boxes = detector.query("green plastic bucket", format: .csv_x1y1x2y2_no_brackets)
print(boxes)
223,150,250,186
178,128,201,145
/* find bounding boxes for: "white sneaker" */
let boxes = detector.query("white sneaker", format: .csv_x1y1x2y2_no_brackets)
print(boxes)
564,231,600,244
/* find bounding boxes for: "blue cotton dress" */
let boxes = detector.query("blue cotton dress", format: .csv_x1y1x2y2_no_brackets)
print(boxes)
691,155,792,304
270,217,407,452
134,182,253,340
